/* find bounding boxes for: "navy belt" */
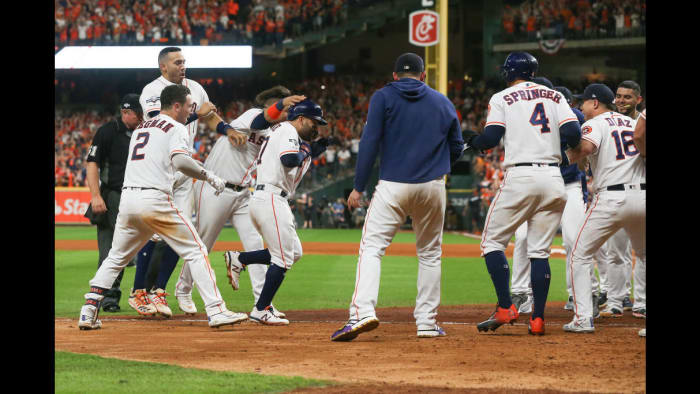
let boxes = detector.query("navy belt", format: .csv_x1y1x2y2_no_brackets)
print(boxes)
225,183,246,192
256,184,287,198
514,163,558,167
606,183,646,191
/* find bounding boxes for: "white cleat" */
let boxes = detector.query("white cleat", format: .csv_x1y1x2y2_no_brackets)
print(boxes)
176,293,197,315
270,304,286,318
208,310,248,328
148,288,173,318
638,328,646,337
78,292,105,330
250,306,290,326
563,317,595,333
224,251,245,291
128,289,158,316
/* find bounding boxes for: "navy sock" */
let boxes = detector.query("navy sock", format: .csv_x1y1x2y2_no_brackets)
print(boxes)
133,241,156,290
154,244,180,290
484,251,512,309
530,258,551,320
255,265,287,311
238,249,271,265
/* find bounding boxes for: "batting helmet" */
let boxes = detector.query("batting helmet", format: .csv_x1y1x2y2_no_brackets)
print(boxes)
501,52,538,83
287,98,328,125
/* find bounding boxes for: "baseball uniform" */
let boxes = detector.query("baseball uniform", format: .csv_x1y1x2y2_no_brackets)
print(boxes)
565,111,645,331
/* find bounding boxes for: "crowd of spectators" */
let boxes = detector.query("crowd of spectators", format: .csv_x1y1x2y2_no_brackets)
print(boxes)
54,0,385,50
500,0,646,42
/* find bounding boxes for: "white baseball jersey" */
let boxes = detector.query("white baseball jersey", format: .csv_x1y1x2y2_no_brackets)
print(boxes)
204,108,270,185
254,122,311,197
140,76,209,150
580,111,644,192
122,114,189,194
486,81,579,167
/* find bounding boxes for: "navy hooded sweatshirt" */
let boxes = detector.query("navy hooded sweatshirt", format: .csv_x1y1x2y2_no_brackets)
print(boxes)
354,78,464,192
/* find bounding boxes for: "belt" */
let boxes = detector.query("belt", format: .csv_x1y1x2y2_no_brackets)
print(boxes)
255,184,288,198
122,186,159,191
606,183,646,191
514,163,558,167
225,182,246,192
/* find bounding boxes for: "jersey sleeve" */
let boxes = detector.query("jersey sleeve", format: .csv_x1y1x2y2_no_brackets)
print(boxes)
556,99,578,128
484,95,505,128
580,119,602,154
169,124,191,158
278,126,301,157
140,85,161,119
229,109,261,135
86,123,109,165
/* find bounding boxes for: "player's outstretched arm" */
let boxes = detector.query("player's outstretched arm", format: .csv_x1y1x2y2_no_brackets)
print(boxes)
564,139,595,167
198,102,247,146
171,153,226,195
263,95,307,123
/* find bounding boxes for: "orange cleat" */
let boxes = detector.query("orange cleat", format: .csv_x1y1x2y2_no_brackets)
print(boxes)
477,304,519,332
528,316,545,336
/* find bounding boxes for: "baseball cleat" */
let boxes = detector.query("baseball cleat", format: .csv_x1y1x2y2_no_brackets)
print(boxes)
176,293,197,315
622,296,633,311
638,328,646,337
224,251,245,291
528,317,545,336
511,293,532,314
597,292,608,308
269,304,286,318
592,294,600,319
632,308,646,319
330,316,380,342
78,292,105,330
563,317,595,333
208,310,248,328
564,296,574,311
128,289,158,316
148,288,173,318
599,306,623,318
250,306,290,326
417,324,447,338
477,304,519,332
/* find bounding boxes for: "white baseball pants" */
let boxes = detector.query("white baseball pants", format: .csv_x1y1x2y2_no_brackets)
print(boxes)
481,166,567,259
511,181,592,296
597,229,633,311
348,178,446,330
89,188,228,317
249,186,303,270
150,178,193,242
569,188,646,320
175,180,267,301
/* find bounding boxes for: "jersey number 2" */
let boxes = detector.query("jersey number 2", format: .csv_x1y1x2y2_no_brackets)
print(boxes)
529,103,551,133
130,132,150,160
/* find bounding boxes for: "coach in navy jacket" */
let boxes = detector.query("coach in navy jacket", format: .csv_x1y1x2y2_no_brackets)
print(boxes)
350,54,464,199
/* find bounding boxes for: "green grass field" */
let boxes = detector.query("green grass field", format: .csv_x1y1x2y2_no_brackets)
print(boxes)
55,226,569,392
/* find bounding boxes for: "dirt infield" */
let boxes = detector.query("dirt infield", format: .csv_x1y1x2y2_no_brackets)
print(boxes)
55,240,535,258
55,303,645,393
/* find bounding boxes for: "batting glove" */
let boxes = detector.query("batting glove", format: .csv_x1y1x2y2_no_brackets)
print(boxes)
206,172,226,196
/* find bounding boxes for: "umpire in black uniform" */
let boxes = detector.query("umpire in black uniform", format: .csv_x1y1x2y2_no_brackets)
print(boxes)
85,94,143,312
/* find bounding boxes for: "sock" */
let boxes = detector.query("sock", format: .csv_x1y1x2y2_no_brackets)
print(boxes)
133,241,156,290
530,258,551,320
238,249,272,265
255,264,287,311
484,251,512,309
154,244,181,290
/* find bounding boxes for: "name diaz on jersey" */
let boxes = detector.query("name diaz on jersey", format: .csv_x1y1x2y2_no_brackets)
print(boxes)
503,88,563,105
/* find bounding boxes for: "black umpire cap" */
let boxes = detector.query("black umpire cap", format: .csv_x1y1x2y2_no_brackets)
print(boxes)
573,84,615,105
120,94,143,114
394,52,424,73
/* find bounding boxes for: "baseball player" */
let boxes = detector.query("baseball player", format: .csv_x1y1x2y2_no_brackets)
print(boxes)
129,46,247,317
633,107,646,338
330,53,465,342
510,79,599,317
225,98,329,326
469,52,582,336
562,83,645,333
78,84,248,330
174,86,306,318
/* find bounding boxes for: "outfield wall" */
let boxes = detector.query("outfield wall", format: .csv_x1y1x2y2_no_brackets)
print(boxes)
55,187,90,224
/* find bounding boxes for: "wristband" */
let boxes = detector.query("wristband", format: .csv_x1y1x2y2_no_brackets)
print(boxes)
185,112,199,125
266,99,285,120
216,121,233,135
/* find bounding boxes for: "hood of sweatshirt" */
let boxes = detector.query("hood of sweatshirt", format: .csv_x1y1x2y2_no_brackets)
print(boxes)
387,78,429,101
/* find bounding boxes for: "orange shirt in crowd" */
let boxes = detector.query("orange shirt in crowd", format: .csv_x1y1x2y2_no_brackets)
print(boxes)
503,17,514,34
227,0,239,16
526,15,536,32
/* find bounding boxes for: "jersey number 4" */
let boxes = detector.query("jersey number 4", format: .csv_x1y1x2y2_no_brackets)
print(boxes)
529,103,551,133
611,130,638,160
130,132,150,160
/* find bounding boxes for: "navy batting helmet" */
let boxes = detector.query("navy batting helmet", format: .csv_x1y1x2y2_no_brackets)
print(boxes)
287,98,328,125
501,52,538,83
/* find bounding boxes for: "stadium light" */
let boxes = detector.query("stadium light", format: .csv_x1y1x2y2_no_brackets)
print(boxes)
54,46,253,69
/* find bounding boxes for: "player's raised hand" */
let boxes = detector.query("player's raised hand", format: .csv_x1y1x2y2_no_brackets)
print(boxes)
347,189,364,209
227,129,248,146
91,195,108,214
197,101,217,118
282,95,307,109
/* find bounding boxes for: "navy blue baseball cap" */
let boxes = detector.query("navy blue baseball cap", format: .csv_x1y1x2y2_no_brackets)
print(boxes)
573,84,615,105
532,77,553,89
554,86,573,104
120,94,143,114
394,52,424,73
